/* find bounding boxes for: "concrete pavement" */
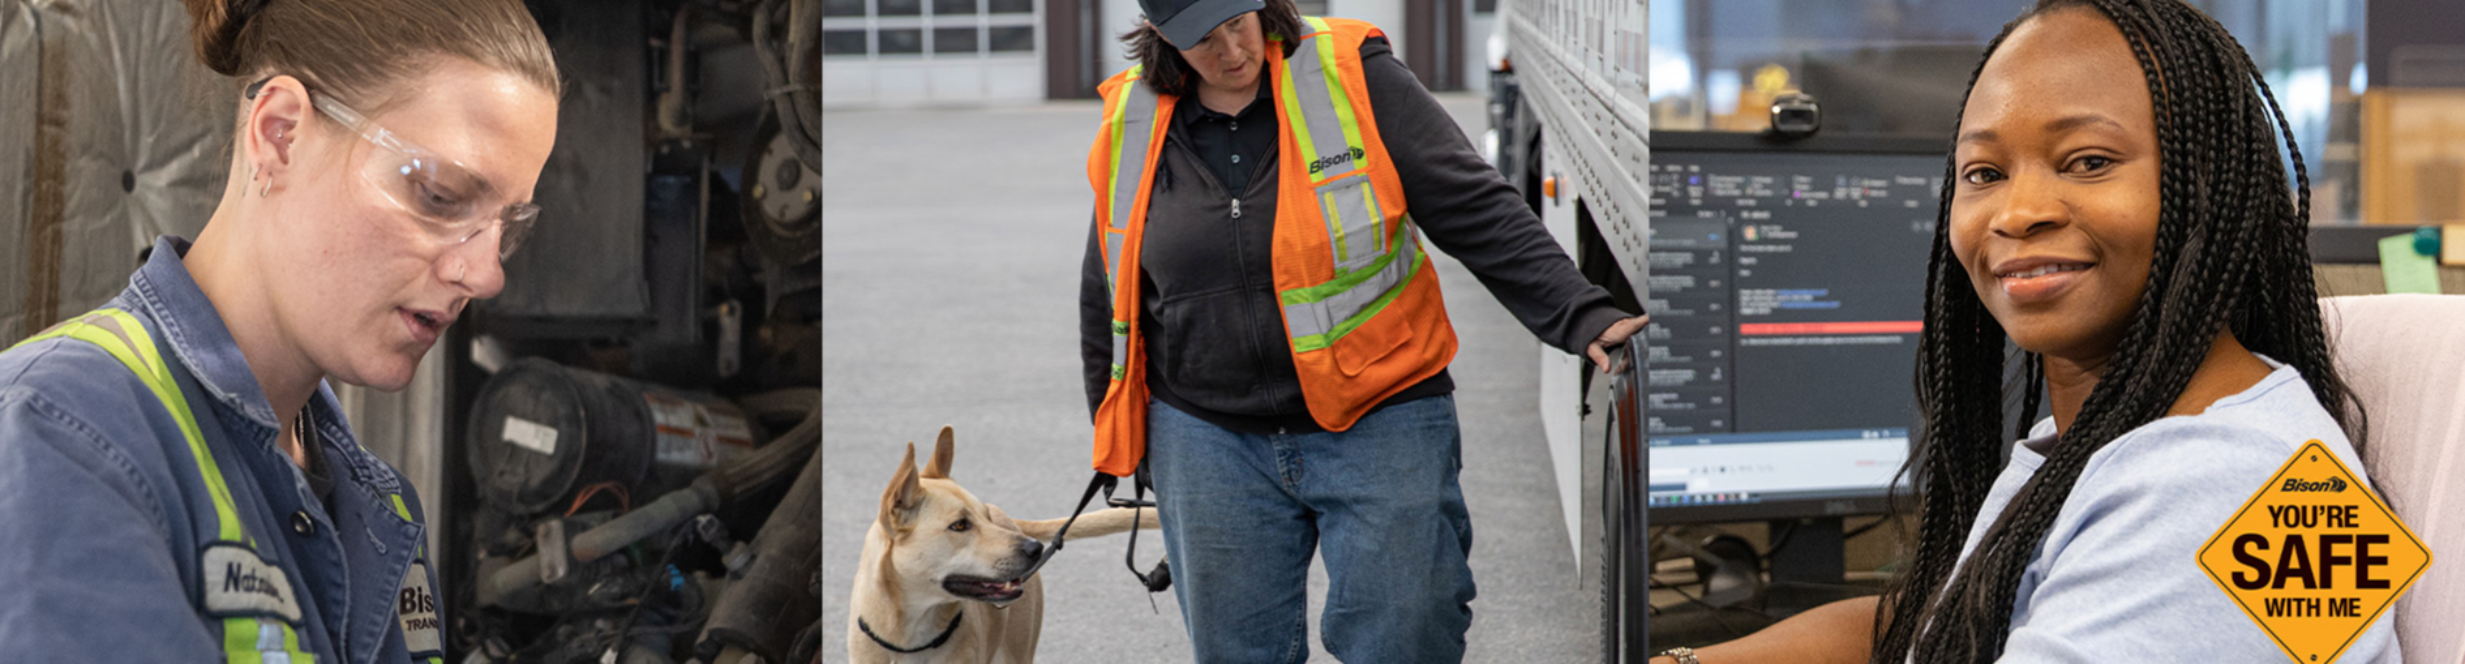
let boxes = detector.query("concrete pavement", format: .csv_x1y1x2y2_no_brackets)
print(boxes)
821,92,1599,663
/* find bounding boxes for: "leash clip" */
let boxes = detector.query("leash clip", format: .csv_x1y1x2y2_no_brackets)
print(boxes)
1013,472,1116,582
1016,467,1174,599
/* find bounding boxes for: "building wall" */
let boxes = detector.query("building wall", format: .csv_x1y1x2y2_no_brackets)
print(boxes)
837,0,1490,106
1085,0,1449,91
1096,0,1142,84
1466,1,1495,93
1328,0,1407,63
822,0,1048,108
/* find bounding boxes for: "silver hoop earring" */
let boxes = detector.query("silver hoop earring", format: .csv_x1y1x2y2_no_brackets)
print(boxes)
453,264,468,283
261,177,271,197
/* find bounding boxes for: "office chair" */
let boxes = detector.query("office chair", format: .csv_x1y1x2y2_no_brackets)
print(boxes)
2323,294,2465,664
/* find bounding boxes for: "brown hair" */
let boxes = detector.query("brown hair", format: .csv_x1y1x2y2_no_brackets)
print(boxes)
1119,0,1308,98
181,0,560,111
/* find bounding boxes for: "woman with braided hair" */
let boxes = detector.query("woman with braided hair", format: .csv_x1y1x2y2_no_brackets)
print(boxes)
1646,1,2394,662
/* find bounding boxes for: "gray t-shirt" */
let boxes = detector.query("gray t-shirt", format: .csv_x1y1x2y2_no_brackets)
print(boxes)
1949,359,2399,662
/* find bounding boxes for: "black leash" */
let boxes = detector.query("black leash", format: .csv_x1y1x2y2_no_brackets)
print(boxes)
1118,460,1172,596
1012,472,1115,582
857,612,961,654
1015,468,1173,603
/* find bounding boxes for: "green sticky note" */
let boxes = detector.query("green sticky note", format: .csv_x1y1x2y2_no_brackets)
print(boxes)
2380,233,2443,294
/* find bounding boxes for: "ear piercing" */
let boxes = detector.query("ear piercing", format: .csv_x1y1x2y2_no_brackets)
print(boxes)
251,128,285,197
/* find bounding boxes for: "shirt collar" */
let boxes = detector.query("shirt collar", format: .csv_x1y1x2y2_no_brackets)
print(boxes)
2011,354,2300,458
125,236,292,429
1175,75,1277,124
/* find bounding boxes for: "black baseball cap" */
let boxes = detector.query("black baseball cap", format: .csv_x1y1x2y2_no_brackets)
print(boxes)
1141,0,1266,50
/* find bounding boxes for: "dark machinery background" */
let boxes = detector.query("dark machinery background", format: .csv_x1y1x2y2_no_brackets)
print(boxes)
445,1,820,663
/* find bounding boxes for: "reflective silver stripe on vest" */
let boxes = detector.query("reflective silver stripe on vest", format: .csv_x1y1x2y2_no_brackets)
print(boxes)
1281,223,1421,341
1288,28,1356,182
1104,81,1159,382
1315,175,1385,272
1274,19,1418,347
1104,232,1126,294
1105,81,1161,295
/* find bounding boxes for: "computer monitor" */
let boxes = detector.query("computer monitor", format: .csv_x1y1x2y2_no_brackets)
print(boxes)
1796,45,1983,137
1641,132,1946,530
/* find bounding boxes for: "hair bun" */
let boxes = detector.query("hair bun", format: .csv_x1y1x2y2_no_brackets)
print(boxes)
181,0,272,76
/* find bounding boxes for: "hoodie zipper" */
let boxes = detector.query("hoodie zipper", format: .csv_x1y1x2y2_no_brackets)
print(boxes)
1163,136,1295,420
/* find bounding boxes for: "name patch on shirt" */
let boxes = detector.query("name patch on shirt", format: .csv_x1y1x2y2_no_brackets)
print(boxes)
201,543,303,623
399,559,441,654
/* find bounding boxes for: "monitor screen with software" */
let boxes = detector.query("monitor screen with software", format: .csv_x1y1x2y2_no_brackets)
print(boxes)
1643,132,1945,525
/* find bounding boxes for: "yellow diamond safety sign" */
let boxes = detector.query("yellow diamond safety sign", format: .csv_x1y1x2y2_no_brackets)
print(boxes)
2197,440,2430,664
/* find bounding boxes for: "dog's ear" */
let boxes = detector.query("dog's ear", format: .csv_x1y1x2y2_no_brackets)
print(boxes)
879,442,924,529
920,426,956,479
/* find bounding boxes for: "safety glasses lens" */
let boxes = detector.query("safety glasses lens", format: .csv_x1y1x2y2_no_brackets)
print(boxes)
496,205,541,258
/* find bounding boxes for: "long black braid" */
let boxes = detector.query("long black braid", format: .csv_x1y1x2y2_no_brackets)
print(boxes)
1870,1,2367,661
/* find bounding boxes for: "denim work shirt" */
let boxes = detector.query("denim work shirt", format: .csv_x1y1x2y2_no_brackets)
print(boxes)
0,236,442,663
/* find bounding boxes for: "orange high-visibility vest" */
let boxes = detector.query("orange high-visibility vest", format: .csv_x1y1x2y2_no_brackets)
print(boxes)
1084,17,1457,476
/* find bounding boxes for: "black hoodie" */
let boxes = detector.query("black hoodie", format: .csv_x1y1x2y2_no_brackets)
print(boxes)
1081,38,1627,435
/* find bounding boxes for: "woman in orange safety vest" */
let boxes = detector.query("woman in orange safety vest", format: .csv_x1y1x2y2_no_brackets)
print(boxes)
1079,0,1647,660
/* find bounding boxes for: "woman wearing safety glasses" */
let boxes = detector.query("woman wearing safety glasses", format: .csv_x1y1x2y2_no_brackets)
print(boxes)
0,0,556,661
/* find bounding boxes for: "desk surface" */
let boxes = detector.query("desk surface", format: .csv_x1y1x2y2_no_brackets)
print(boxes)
1649,580,1885,649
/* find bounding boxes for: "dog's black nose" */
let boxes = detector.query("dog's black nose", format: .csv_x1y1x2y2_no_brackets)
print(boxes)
1017,538,1046,560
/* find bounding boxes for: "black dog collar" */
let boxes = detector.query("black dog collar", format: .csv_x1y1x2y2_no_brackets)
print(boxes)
858,612,963,654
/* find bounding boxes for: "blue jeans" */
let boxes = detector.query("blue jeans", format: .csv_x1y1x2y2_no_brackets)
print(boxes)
1148,395,1477,664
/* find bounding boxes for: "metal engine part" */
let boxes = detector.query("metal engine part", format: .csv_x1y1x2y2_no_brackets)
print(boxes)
468,359,762,517
740,111,819,268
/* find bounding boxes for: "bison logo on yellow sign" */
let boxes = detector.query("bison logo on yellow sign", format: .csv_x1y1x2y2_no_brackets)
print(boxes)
2197,440,2430,664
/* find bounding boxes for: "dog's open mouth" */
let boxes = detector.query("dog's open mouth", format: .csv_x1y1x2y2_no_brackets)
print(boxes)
943,575,1028,603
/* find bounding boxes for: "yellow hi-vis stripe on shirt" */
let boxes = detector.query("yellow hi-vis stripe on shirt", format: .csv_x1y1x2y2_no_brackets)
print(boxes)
15,309,317,664
15,310,246,543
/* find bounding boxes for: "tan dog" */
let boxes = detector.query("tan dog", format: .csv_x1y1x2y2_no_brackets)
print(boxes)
849,426,1160,663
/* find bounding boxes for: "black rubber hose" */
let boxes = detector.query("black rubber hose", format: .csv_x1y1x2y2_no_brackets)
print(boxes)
695,422,824,662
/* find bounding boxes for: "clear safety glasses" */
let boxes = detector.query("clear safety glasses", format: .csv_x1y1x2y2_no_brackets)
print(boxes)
247,77,540,259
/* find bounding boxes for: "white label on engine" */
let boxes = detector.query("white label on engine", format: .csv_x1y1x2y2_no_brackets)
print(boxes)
502,416,558,455
647,393,702,466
